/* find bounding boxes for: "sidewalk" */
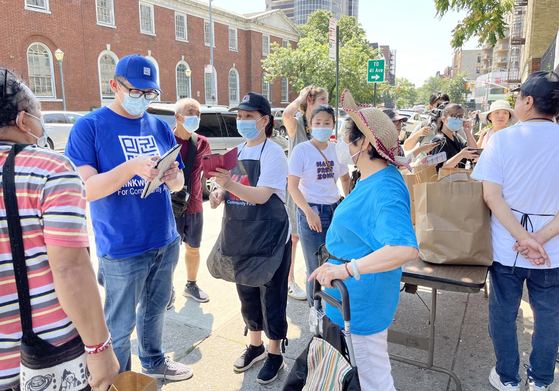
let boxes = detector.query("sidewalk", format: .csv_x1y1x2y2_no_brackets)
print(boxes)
88,202,559,391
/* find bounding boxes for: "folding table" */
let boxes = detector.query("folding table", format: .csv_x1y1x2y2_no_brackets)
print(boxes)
388,258,489,391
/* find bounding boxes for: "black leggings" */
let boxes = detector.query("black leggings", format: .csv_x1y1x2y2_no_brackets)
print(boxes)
236,239,292,341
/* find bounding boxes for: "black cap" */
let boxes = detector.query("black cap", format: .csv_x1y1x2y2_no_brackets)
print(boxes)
382,108,408,122
512,71,559,98
229,92,271,116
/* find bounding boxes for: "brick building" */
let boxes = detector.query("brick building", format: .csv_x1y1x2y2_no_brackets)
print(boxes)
0,0,300,111
520,0,559,81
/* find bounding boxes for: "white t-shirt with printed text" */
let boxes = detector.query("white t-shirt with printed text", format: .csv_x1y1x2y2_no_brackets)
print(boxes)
288,141,349,205
471,121,559,269
237,139,288,203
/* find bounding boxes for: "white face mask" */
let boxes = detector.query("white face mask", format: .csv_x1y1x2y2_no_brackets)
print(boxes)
24,112,49,148
336,136,361,165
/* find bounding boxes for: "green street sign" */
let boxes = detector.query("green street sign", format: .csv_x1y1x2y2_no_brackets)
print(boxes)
367,59,385,83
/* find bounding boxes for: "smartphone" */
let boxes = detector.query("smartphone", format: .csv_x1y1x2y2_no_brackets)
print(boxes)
469,148,484,154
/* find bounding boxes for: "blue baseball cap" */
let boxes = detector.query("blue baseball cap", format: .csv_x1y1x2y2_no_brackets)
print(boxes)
115,54,161,91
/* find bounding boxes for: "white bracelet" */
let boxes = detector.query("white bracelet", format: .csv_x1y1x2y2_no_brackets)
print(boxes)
351,259,360,281
84,332,112,354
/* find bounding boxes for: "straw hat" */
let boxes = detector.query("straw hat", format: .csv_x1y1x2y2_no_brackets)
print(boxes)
340,89,411,170
479,100,516,126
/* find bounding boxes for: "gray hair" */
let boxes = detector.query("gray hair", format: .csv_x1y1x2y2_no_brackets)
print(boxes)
175,98,201,115
0,68,41,128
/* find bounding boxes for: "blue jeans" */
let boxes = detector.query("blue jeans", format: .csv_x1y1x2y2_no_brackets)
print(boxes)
98,236,180,372
489,261,559,387
297,202,338,306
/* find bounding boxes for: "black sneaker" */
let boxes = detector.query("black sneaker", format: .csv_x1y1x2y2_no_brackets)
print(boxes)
233,343,266,372
166,286,176,311
257,353,285,384
183,281,210,303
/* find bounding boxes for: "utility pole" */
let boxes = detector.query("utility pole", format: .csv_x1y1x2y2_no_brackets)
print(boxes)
335,24,339,138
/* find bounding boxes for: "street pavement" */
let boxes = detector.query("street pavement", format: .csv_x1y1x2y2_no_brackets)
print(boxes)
87,201,559,391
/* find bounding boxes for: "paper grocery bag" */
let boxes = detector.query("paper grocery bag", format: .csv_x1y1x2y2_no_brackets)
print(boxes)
109,372,157,391
438,167,473,182
414,165,438,184
414,181,493,266
400,171,417,226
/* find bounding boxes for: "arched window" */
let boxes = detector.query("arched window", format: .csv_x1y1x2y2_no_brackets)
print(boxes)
145,55,160,101
27,43,55,98
176,61,191,100
228,68,239,105
98,51,118,102
204,65,217,105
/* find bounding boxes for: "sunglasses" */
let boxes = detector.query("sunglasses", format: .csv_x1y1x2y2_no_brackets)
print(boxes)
307,84,318,99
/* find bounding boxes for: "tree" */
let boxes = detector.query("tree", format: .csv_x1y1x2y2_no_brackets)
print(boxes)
262,9,379,105
416,76,448,106
446,72,469,104
415,72,469,106
506,94,516,109
434,0,515,49
393,78,418,109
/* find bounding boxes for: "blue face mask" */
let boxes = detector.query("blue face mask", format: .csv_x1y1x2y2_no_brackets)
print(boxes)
311,127,333,142
237,118,264,140
446,118,463,132
117,86,153,116
181,116,200,133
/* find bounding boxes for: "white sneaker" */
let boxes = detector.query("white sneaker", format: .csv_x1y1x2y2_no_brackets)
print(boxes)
528,379,550,391
288,280,306,300
489,367,520,391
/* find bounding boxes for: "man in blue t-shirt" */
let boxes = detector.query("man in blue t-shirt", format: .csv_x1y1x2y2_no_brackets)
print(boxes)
65,55,192,382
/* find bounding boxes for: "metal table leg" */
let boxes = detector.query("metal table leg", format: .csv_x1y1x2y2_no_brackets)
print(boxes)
388,287,463,391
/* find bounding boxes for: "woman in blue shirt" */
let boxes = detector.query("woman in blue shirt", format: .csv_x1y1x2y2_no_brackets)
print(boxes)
309,90,419,391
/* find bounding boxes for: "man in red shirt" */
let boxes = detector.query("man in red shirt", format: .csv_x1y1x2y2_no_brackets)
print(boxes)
168,98,212,308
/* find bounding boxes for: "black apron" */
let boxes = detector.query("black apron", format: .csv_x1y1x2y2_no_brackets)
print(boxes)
207,140,290,287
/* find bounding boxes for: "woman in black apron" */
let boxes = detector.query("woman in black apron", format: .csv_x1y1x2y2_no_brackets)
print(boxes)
207,92,291,385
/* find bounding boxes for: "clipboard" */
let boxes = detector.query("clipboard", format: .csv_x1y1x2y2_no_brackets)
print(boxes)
202,147,238,178
141,144,181,199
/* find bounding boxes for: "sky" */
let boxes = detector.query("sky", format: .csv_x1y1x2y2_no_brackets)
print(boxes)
210,0,480,87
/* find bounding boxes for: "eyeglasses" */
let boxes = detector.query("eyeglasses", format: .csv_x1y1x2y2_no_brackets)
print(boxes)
449,115,467,120
118,81,159,100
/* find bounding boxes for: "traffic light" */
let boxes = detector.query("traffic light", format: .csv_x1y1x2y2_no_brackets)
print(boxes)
466,83,469,89
504,88,509,93
397,86,401,92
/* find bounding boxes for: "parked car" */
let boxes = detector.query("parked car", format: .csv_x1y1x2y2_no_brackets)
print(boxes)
146,102,288,197
41,111,84,152
399,111,429,142
271,108,287,137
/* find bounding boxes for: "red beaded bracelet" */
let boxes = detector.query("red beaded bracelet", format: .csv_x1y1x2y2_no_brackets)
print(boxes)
84,333,112,355
344,263,353,278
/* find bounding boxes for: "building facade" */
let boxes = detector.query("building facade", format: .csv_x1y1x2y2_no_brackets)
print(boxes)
1,0,300,112
266,0,358,24
344,0,358,18
519,0,559,81
380,45,396,85
452,49,482,80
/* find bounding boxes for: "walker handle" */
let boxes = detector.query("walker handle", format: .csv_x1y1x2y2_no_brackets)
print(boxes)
313,279,351,322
